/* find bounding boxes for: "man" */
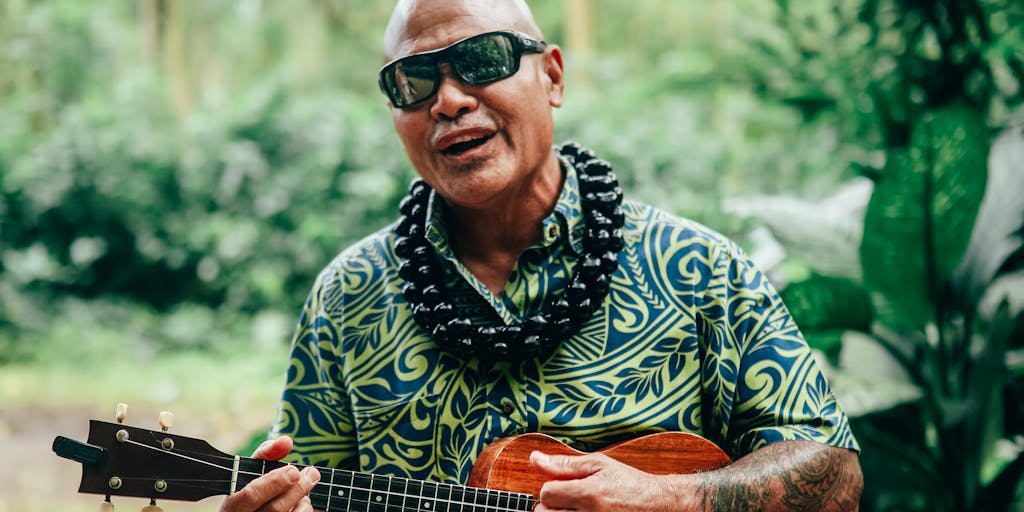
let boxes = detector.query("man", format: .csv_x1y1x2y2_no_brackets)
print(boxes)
222,1,863,511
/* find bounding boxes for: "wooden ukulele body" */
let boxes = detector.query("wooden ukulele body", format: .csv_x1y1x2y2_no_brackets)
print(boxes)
469,432,732,497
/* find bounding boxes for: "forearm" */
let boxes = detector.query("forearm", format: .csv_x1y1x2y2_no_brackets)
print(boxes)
673,440,863,511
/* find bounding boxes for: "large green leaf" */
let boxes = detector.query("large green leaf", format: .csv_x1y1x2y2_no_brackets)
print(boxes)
951,126,1024,311
722,178,873,281
860,105,989,329
781,274,873,332
780,274,873,362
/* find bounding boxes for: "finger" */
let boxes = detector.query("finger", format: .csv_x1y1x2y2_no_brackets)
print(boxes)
257,466,321,512
221,465,302,512
530,451,604,479
293,495,314,512
253,436,294,461
538,477,596,511
531,502,573,512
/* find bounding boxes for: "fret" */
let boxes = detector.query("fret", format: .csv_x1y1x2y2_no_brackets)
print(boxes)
512,492,531,512
466,486,485,512
427,479,441,512
449,484,467,512
483,489,501,512
406,478,427,511
308,467,329,511
368,473,388,512
495,490,509,512
325,468,336,511
436,483,454,512
382,473,401,509
390,475,409,512
508,490,532,512
471,488,487,512
423,479,440,512
344,470,355,511
375,474,388,512
351,472,373,512
233,457,276,492
522,494,538,512
230,461,537,512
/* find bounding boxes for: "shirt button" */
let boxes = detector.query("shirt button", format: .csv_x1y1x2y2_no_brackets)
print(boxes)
500,398,516,416
546,224,559,239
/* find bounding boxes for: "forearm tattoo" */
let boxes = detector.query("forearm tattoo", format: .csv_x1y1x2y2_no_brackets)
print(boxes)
697,441,862,511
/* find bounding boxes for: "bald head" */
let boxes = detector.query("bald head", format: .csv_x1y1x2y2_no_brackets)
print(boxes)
383,0,543,62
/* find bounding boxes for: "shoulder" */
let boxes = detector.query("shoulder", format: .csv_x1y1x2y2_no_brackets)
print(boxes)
308,222,400,300
621,199,745,263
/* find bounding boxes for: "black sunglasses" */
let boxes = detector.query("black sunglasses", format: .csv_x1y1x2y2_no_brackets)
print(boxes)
379,30,547,109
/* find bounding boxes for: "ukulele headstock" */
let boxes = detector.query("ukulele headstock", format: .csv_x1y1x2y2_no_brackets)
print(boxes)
53,405,235,503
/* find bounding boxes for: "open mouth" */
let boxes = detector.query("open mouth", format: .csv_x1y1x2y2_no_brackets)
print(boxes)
440,133,493,155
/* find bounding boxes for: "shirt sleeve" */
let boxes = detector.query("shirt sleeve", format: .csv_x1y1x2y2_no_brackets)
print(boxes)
699,238,860,458
272,263,359,469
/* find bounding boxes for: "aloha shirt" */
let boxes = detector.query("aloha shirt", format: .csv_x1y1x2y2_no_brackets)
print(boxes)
272,156,860,484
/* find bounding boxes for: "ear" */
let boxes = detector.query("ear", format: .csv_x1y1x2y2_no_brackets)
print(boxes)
542,45,565,108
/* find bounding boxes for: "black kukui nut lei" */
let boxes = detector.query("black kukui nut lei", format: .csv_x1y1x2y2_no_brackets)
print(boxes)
394,142,625,361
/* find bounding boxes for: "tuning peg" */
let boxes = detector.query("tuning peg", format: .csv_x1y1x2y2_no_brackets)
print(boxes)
100,499,114,512
141,499,163,512
158,411,175,431
115,403,128,423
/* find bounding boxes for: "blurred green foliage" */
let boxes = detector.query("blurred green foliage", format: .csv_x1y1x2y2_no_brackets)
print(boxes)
721,1,1024,510
0,0,905,359
1,0,1023,510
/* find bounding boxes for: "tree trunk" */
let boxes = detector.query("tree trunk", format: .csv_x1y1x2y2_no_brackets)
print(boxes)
162,0,191,116
565,0,594,88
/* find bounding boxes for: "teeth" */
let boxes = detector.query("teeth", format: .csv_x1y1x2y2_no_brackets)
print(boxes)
440,133,489,153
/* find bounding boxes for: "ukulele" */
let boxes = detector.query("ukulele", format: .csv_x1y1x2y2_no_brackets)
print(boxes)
54,406,731,511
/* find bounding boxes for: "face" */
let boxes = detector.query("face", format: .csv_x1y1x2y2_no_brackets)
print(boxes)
383,0,564,210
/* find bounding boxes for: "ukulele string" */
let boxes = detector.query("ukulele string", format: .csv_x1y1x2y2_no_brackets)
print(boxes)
121,437,537,512
306,476,538,512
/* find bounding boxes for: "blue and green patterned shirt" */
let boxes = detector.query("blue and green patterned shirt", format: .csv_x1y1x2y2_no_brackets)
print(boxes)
272,157,859,484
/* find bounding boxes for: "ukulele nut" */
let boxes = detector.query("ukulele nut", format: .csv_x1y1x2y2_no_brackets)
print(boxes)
116,429,129,443
154,479,168,493
108,476,123,490
161,437,174,450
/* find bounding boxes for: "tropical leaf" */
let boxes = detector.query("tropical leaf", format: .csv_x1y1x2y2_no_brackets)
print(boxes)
804,330,845,364
860,104,989,329
828,331,923,417
963,301,1016,509
976,271,1024,348
951,124,1024,311
779,274,872,362
780,274,873,332
722,178,873,280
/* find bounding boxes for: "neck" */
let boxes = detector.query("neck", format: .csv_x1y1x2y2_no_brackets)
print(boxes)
391,140,623,361
444,158,564,293
238,457,535,512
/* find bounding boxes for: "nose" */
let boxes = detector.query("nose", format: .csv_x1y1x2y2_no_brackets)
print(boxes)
430,66,478,120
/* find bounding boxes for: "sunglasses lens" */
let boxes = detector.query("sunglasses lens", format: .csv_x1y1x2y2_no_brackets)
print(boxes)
385,56,438,108
380,31,543,108
451,33,517,84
